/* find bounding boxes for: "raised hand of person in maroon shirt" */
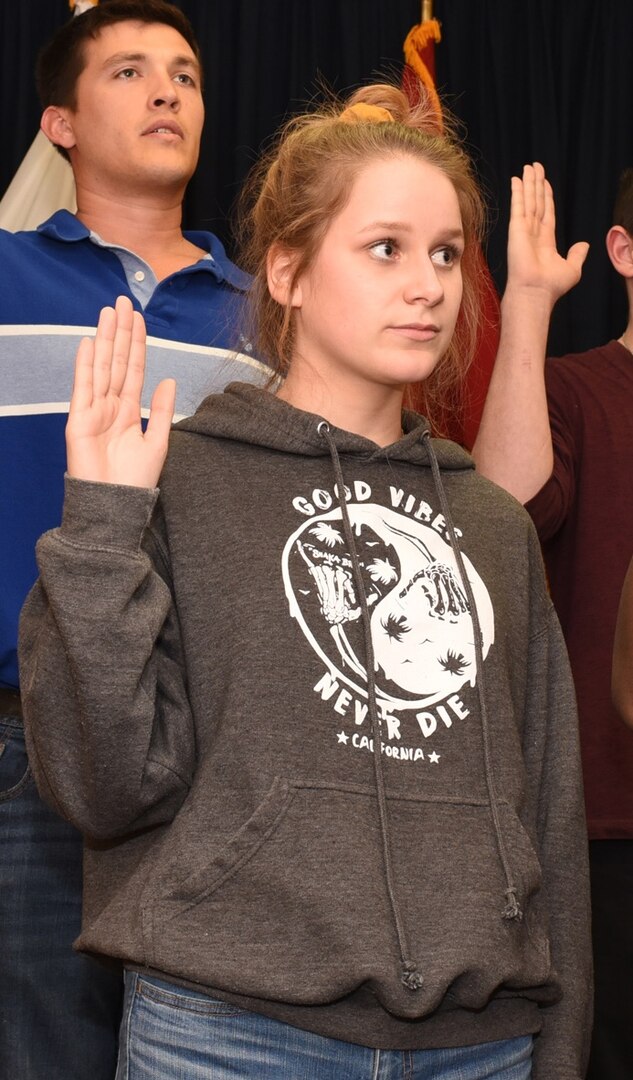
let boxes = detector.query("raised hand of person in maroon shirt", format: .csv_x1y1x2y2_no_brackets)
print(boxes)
507,161,589,303
66,295,175,489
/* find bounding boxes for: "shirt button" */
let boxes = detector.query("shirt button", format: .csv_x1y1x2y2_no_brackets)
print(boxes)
134,270,145,282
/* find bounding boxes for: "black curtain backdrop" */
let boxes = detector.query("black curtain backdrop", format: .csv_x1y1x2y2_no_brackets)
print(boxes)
3,0,633,357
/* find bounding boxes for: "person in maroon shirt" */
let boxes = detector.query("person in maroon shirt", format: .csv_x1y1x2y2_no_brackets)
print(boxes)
473,166,633,1080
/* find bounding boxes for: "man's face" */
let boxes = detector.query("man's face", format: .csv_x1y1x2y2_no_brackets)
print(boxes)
64,20,204,199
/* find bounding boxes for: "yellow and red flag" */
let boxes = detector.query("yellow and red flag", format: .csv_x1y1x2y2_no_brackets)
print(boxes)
401,2,500,449
402,3,443,129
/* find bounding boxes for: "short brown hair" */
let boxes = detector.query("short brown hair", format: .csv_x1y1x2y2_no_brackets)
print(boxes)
36,1,202,145
613,168,633,235
237,83,488,432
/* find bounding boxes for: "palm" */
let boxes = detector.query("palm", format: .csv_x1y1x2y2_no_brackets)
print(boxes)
507,162,589,302
66,296,175,488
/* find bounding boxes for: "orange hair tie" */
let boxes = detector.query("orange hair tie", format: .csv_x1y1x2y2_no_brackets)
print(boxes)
338,103,394,124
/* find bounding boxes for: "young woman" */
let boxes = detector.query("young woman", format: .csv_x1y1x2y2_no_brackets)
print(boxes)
19,84,591,1079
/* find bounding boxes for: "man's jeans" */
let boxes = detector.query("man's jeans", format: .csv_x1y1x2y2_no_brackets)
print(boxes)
117,973,534,1080
0,713,123,1079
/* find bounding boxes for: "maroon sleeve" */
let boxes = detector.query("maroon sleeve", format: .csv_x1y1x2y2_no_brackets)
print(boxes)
524,358,581,542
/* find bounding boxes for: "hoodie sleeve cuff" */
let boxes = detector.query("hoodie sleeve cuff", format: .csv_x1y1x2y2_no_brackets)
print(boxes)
59,474,159,552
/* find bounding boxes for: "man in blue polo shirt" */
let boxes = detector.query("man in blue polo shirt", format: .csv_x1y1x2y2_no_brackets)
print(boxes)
0,3,267,1077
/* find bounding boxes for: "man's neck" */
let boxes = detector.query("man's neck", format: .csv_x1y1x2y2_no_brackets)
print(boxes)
75,188,207,281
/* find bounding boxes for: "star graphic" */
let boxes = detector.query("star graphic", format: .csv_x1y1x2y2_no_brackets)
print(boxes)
428,751,440,764
337,731,349,744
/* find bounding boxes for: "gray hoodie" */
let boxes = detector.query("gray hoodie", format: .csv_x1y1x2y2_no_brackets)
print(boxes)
19,382,591,1076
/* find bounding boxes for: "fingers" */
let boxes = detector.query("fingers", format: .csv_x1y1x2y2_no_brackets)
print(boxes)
510,174,525,219
119,307,148,408
542,175,555,235
296,541,315,571
74,296,139,406
532,161,546,223
84,296,144,403
567,240,590,278
64,295,174,489
145,378,176,453
69,335,96,415
521,164,537,224
507,160,588,299
512,162,550,230
108,296,136,396
91,304,118,399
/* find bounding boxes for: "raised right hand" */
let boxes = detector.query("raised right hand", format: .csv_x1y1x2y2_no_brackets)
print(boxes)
66,295,176,488
506,162,589,306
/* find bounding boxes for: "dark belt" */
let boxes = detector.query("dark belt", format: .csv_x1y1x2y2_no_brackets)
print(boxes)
0,687,23,718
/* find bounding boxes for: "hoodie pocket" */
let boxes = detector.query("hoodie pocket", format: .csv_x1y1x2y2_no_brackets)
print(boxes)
151,775,294,910
146,779,554,1012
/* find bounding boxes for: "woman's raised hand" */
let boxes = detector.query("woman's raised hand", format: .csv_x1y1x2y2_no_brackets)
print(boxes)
66,296,176,489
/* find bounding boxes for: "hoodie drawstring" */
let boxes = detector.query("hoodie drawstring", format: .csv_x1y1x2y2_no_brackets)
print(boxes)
421,430,523,922
317,422,424,992
317,418,522,989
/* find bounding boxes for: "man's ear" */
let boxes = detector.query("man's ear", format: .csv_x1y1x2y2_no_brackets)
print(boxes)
40,106,77,152
606,226,633,279
266,246,302,308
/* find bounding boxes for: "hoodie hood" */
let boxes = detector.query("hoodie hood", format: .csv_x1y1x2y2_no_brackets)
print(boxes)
175,381,476,470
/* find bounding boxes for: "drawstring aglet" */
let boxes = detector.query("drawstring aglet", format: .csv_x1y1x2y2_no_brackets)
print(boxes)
502,887,523,921
400,960,424,991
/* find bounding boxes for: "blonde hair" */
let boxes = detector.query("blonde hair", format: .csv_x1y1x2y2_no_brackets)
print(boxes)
237,83,488,432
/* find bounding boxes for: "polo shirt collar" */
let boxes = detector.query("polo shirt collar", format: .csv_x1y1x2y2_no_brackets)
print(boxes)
37,210,250,291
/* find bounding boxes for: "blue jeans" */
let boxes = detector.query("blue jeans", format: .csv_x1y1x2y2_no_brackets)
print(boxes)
117,973,533,1079
0,714,123,1079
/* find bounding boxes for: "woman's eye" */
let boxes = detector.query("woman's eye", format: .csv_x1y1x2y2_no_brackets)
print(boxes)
431,246,460,268
370,240,398,261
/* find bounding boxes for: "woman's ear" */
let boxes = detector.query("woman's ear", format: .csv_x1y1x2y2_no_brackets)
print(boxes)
606,225,633,279
40,106,77,152
266,246,302,308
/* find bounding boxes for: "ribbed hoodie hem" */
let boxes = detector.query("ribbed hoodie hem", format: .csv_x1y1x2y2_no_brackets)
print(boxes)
130,965,541,1050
